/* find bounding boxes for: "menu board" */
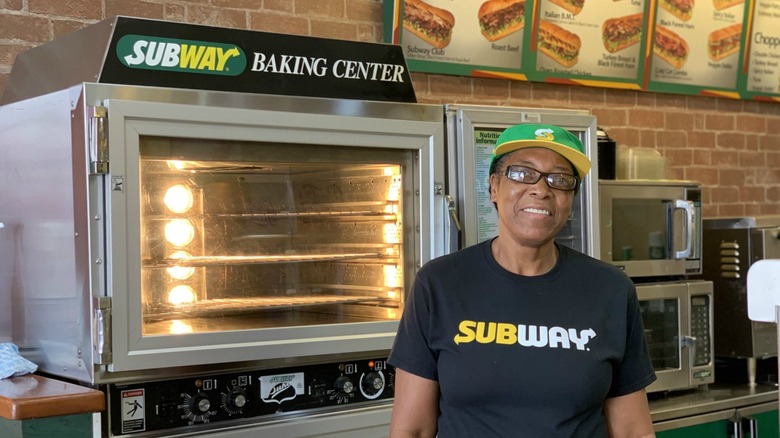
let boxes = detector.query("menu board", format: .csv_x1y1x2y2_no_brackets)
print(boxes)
528,0,648,87
389,0,529,77
382,0,780,101
744,0,780,100
646,0,747,96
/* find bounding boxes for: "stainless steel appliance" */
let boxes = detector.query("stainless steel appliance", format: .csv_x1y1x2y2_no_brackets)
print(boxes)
638,281,715,393
701,216,780,362
0,18,450,437
599,180,713,393
445,104,600,257
599,180,703,279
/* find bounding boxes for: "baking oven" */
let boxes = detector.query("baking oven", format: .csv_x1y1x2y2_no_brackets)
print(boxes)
0,18,449,437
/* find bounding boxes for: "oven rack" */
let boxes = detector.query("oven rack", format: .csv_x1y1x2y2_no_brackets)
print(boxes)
160,252,385,267
201,207,398,219
144,294,385,321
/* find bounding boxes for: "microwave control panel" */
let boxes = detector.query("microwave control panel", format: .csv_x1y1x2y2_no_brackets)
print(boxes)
108,358,394,436
690,294,712,367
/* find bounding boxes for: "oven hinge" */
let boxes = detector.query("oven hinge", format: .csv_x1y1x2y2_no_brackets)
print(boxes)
93,296,113,365
88,105,109,175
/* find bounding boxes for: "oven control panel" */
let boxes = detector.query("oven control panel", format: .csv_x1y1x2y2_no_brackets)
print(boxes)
108,358,394,435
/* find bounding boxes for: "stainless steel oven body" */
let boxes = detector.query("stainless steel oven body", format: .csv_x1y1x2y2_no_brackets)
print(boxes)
638,280,715,393
700,216,780,360
0,82,448,436
599,180,702,279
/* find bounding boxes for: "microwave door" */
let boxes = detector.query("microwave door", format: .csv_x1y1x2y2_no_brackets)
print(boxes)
604,201,685,278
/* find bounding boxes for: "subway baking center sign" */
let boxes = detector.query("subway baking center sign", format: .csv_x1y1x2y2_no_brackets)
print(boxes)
100,17,416,102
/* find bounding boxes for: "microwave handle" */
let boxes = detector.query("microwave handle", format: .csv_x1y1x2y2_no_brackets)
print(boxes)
672,199,693,259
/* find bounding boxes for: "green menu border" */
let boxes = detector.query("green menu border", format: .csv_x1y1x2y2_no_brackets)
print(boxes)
383,0,780,102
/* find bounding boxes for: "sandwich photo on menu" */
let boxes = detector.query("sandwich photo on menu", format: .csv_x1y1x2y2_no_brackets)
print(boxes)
659,0,694,22
712,0,744,10
478,0,526,42
654,25,689,69
403,0,455,49
708,23,742,62
549,0,585,15
602,13,643,53
538,20,581,67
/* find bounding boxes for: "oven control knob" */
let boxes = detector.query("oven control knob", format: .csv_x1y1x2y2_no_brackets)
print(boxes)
189,393,211,414
226,388,248,410
360,372,385,399
334,376,354,394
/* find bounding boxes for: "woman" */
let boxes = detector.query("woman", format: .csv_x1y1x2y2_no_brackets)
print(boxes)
388,124,656,437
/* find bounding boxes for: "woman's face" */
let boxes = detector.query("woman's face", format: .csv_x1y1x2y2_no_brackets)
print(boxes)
489,147,577,249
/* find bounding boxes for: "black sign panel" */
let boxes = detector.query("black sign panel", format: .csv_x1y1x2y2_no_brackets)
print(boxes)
99,17,416,102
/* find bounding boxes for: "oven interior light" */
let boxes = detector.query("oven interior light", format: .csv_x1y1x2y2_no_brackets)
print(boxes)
167,251,195,280
383,223,400,244
386,174,401,202
383,265,400,288
169,320,193,334
167,160,185,170
164,184,194,213
165,219,195,247
168,285,196,305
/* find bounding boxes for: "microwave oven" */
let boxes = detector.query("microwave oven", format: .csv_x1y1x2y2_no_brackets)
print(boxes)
599,180,702,279
639,280,715,393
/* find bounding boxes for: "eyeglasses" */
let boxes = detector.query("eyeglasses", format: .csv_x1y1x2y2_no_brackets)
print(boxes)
504,165,579,191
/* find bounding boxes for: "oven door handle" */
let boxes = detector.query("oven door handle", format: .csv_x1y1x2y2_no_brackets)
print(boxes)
681,335,697,369
727,415,742,438
672,199,693,259
741,415,757,438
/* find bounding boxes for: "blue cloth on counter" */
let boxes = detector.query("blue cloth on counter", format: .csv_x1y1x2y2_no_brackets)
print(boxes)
0,343,38,379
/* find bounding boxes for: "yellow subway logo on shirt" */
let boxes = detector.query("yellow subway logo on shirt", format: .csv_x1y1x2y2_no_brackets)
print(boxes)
453,320,596,350
117,34,246,76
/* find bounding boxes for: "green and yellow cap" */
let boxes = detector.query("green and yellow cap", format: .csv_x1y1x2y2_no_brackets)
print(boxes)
490,124,591,179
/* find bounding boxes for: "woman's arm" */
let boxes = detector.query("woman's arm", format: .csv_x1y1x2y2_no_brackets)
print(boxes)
388,368,439,438
604,388,655,438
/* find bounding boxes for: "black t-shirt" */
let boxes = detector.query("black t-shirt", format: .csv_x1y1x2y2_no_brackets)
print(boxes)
388,240,656,437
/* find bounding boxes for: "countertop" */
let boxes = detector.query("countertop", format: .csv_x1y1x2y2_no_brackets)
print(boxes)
650,383,779,422
0,374,105,420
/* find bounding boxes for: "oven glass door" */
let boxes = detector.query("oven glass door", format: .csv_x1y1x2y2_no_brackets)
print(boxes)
636,282,691,393
138,139,412,335
445,105,599,258
102,96,445,373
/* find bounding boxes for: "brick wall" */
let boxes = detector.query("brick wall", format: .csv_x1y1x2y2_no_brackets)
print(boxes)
1,0,779,217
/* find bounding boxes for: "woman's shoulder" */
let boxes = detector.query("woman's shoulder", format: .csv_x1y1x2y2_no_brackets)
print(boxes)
559,245,632,282
419,240,489,274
